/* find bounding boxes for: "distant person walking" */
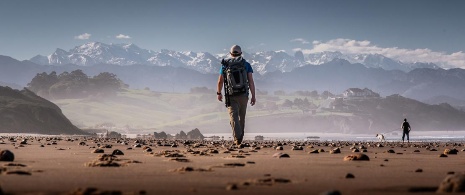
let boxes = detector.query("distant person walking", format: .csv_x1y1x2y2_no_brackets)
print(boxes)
401,118,411,143
217,45,256,147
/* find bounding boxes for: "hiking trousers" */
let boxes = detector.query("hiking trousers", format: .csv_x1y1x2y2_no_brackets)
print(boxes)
402,130,409,141
228,95,248,144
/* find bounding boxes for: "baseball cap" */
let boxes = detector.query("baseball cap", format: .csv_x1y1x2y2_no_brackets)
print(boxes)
230,45,242,54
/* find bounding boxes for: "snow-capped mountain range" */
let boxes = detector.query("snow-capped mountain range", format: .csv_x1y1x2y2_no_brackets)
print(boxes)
30,42,439,74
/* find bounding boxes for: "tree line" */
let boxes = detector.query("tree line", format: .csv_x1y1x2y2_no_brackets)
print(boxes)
27,70,126,99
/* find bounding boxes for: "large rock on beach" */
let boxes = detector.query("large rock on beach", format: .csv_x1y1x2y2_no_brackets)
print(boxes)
343,154,370,161
444,148,459,155
0,150,14,161
437,174,465,192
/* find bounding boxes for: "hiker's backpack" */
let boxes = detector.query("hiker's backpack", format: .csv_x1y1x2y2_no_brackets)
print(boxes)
222,57,249,96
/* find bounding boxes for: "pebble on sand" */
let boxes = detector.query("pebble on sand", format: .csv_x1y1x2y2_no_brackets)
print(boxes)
0,150,14,161
444,148,459,155
437,174,465,192
112,149,124,155
345,173,355,178
320,190,341,195
343,154,370,161
309,149,319,154
226,183,239,190
439,154,448,158
272,153,290,158
330,148,341,154
92,149,104,153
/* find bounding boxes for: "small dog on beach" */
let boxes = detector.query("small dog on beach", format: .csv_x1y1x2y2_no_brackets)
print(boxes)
375,134,385,142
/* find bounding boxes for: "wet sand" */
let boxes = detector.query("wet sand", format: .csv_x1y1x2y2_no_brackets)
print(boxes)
1,137,465,195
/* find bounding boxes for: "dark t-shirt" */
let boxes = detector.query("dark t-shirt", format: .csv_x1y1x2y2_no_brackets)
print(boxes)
402,121,410,131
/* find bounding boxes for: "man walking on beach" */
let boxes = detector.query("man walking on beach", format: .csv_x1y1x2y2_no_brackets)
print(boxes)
401,118,411,143
217,45,256,147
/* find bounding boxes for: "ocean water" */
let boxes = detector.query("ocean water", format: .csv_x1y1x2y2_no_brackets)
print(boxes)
204,131,465,142
2,131,465,142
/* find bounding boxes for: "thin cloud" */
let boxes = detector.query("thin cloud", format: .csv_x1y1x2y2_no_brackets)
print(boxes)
290,38,310,44
74,33,91,40
116,34,131,39
298,38,465,69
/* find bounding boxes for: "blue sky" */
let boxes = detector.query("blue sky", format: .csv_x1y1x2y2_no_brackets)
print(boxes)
0,0,464,67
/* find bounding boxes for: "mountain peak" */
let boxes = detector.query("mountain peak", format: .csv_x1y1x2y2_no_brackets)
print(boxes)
28,42,441,74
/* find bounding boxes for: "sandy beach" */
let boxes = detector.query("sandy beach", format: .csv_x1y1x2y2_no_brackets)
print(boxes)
1,137,465,195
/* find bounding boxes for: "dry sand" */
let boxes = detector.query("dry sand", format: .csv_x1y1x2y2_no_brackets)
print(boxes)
1,137,465,195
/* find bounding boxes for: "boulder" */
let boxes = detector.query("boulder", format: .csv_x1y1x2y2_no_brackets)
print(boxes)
437,174,465,192
0,150,14,161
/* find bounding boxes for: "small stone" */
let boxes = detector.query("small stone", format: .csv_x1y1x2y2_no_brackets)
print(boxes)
344,153,370,161
439,154,448,158
308,149,319,154
226,183,238,190
0,150,15,161
112,149,124,155
444,148,459,155
447,171,455,175
272,153,290,158
345,173,355,178
292,146,303,150
92,149,104,153
330,148,341,154
275,146,283,150
320,190,341,195
385,149,395,153
415,168,423,172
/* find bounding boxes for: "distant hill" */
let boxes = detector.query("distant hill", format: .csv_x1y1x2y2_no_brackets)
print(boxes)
3,54,465,105
0,86,87,134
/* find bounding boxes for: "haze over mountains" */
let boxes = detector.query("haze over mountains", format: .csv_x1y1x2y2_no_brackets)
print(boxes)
0,42,464,109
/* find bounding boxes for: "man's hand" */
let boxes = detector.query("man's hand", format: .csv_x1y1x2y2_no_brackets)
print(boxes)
217,94,223,102
250,96,256,106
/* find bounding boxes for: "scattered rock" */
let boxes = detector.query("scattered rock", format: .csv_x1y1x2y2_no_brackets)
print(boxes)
272,153,290,158
344,154,370,161
320,190,341,195
3,163,26,167
308,149,319,154
226,183,238,190
92,149,104,153
169,158,190,162
112,149,124,155
172,166,211,172
0,150,14,161
415,168,423,172
444,148,459,155
385,149,395,153
223,163,246,167
292,146,303,150
252,177,291,185
330,148,341,154
437,174,465,192
345,173,355,178
439,154,448,158
5,170,31,175
275,146,283,150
